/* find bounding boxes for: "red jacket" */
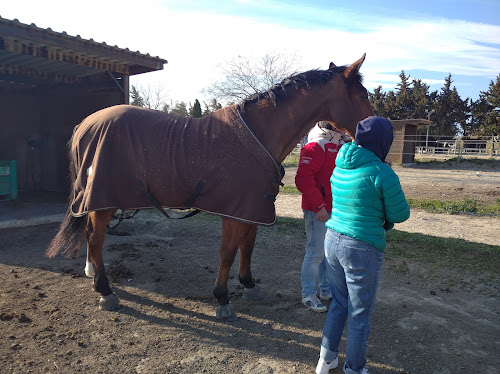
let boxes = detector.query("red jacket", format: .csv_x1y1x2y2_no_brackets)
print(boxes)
295,124,344,213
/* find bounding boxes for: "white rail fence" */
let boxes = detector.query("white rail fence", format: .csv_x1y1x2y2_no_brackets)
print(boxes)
296,135,500,161
410,135,499,160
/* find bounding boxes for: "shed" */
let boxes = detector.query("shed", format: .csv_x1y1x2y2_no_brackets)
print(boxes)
0,16,167,193
388,119,433,164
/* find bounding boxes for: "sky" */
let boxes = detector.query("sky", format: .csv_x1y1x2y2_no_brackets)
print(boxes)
3,0,500,106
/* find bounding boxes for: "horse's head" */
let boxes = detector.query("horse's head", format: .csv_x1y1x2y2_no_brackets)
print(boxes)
237,55,375,162
325,54,374,138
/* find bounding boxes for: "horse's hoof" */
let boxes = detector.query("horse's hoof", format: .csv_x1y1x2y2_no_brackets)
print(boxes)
243,284,263,301
99,293,120,311
216,303,238,322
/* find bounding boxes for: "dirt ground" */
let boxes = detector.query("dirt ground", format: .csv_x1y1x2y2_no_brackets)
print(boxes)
1,160,499,374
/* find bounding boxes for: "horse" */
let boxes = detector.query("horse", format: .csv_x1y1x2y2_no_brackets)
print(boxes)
46,54,374,321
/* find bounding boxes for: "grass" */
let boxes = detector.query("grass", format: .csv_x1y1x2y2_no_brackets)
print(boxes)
386,229,500,280
274,216,305,232
407,197,500,215
280,185,301,194
282,150,300,168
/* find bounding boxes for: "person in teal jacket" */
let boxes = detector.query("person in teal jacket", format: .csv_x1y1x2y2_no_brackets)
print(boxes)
315,116,410,374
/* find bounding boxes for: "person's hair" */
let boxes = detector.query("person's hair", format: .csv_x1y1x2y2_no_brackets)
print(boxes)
317,121,334,130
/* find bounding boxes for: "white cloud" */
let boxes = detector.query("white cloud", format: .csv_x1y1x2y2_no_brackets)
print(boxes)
3,1,499,102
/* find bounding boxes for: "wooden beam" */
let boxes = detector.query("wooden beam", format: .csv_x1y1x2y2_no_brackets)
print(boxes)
0,63,79,83
0,20,166,70
0,37,132,75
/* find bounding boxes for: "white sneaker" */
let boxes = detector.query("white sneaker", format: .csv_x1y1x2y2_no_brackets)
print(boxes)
361,368,370,374
319,292,332,301
302,295,327,312
315,357,339,374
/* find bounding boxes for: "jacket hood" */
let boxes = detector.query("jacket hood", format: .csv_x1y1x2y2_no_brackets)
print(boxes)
307,122,344,150
354,117,394,161
336,142,379,169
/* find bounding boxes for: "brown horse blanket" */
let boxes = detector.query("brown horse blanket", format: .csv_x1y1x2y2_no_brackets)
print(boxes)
70,104,283,225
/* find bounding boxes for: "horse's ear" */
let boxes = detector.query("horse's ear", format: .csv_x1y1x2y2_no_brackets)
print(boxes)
343,53,366,79
329,62,337,69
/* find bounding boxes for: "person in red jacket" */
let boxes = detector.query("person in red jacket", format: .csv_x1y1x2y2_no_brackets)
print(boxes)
295,121,345,312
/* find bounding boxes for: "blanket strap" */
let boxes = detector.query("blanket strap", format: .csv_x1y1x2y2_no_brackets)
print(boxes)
136,178,201,220
271,165,285,187
184,180,206,208
236,106,285,188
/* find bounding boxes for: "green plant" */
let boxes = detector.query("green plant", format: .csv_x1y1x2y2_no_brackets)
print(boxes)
280,185,300,194
407,198,500,215
283,150,300,168
386,229,500,278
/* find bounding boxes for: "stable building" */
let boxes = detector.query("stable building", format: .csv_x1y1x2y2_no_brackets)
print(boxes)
388,119,433,164
0,16,167,196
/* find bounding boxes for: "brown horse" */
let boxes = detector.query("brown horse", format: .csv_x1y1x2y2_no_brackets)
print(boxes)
46,54,373,321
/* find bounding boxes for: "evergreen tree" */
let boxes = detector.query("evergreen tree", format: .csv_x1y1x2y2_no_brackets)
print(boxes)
365,72,497,138
202,98,223,116
410,79,431,119
189,99,202,118
168,101,189,117
433,74,468,136
470,74,500,136
417,89,439,137
130,85,145,107
369,86,387,117
394,70,413,119
384,91,398,119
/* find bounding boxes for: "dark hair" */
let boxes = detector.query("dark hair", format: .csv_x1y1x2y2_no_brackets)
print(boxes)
240,65,363,113
317,121,334,130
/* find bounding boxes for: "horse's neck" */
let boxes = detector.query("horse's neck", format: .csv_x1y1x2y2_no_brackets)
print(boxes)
242,93,329,163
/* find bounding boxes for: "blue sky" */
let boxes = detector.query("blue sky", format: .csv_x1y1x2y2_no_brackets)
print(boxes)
3,0,500,105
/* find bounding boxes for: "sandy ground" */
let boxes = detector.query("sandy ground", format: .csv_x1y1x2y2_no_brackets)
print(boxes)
279,161,500,246
0,160,499,374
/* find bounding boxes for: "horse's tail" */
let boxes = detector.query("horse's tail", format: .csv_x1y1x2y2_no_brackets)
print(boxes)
46,210,86,258
46,128,87,258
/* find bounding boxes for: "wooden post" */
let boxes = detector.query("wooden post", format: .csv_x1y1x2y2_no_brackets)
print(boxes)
457,138,461,161
425,125,430,151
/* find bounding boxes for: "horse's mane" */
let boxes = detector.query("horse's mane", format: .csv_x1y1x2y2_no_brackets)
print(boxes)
239,65,363,113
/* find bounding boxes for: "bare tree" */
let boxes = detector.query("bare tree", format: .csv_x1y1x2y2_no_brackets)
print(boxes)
130,83,169,110
202,98,223,115
204,51,301,104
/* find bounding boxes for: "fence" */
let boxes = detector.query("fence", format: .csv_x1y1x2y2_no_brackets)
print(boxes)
296,134,500,162
412,135,499,161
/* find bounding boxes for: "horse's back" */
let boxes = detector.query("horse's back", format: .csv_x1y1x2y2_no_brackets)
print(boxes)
74,105,180,137
69,104,280,225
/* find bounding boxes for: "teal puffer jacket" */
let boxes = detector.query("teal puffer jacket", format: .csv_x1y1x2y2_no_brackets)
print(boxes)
325,142,410,251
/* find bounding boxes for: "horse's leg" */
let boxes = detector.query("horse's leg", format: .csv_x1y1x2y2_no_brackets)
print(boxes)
85,243,95,277
85,209,120,311
238,224,263,301
213,218,244,321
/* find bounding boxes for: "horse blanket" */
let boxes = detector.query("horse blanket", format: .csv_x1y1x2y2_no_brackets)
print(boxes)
70,104,283,225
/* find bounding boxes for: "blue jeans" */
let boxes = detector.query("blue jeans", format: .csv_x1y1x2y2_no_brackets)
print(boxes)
320,228,384,374
301,210,330,298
